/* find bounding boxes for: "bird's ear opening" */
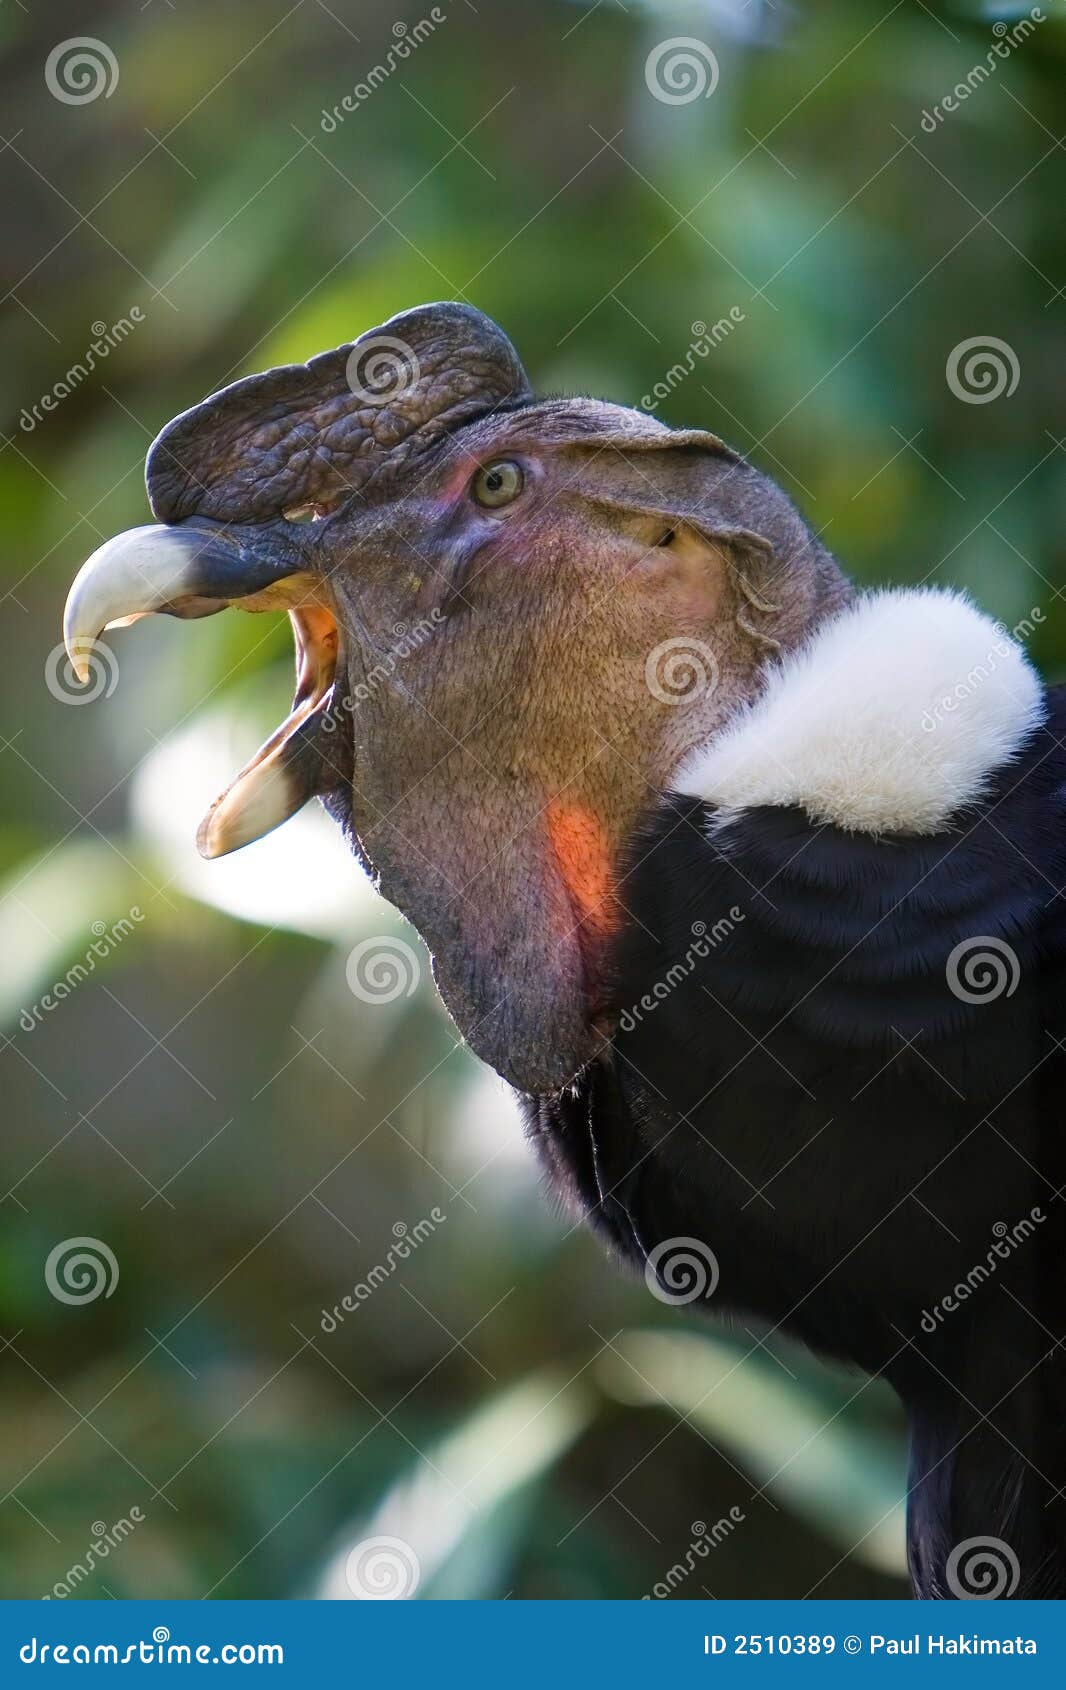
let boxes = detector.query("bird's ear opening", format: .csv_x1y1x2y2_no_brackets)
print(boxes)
547,424,784,644
659,523,772,635
582,488,783,650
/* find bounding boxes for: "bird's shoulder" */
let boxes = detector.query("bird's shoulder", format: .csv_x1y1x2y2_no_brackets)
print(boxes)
612,678,1066,1060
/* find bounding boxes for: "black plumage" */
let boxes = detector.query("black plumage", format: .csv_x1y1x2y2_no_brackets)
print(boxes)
527,687,1066,1598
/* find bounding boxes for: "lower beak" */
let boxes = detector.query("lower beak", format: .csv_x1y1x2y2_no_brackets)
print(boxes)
196,601,340,859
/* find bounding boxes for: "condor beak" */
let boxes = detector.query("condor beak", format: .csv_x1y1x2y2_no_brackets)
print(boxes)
62,518,345,858
63,518,314,680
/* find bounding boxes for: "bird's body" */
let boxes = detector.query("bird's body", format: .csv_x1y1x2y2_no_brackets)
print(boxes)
530,643,1066,1598
62,300,1066,1599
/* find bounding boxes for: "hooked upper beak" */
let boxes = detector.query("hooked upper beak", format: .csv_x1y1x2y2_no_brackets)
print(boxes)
62,516,346,859
64,517,308,678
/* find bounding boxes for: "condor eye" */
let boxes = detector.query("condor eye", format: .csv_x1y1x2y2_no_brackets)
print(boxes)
472,460,524,509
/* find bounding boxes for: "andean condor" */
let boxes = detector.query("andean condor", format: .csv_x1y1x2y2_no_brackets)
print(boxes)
63,302,1066,1599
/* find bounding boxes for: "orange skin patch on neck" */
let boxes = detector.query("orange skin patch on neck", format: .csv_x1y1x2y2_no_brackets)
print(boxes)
546,798,620,1007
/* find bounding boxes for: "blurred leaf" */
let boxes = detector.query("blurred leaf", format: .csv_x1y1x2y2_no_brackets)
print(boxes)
315,1370,595,1598
600,1329,907,1575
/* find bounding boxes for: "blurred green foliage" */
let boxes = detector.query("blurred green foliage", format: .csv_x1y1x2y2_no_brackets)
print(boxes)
2,0,1064,1600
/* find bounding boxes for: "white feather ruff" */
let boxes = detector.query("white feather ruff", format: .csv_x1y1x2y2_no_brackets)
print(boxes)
675,588,1045,835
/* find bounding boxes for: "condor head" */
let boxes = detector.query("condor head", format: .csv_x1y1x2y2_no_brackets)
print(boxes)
63,302,846,1094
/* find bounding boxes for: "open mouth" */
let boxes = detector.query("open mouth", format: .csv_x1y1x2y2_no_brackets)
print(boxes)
195,589,340,860
62,517,345,862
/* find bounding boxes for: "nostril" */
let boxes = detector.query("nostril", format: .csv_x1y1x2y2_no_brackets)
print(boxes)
283,499,342,524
